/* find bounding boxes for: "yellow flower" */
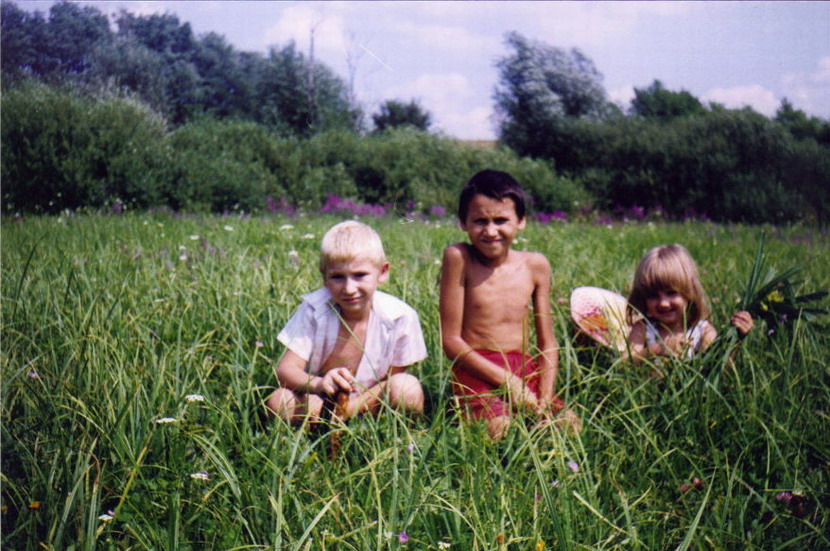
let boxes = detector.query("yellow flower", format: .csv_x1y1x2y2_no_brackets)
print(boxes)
536,541,546,551
766,289,784,303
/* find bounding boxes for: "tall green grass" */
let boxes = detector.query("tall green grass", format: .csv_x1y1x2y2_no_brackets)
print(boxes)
3,213,828,549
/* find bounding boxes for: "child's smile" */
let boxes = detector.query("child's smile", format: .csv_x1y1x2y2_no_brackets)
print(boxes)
460,194,526,261
646,289,689,330
323,256,389,319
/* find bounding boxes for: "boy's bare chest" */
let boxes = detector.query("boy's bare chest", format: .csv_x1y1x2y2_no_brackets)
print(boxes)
321,321,367,374
465,264,535,311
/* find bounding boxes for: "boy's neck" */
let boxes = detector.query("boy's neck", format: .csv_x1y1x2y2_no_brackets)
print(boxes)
469,243,513,267
337,301,373,324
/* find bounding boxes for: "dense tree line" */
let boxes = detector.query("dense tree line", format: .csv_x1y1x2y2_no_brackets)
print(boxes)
2,3,828,224
1,1,361,134
494,32,830,224
2,80,585,215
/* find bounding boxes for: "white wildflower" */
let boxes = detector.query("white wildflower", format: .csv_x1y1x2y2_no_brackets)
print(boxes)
190,471,209,480
279,224,294,230
223,225,234,231
154,417,177,424
185,394,205,403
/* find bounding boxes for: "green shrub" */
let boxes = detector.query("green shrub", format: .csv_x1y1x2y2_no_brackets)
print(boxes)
167,119,281,212
1,80,170,213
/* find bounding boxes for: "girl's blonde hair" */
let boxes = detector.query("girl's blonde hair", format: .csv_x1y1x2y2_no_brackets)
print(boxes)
319,220,386,273
627,244,710,327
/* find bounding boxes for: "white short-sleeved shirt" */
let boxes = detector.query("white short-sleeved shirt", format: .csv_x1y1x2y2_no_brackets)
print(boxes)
277,287,427,390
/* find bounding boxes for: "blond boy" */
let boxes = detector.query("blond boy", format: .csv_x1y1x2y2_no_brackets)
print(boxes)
440,170,580,439
267,221,425,423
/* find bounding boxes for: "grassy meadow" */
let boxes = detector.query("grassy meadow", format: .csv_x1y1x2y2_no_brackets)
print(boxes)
2,212,829,550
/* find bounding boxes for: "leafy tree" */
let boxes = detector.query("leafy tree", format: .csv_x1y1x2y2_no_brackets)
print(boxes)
46,0,111,74
114,10,201,124
1,2,48,79
494,31,616,159
256,42,358,137
775,98,830,146
190,32,252,120
630,80,706,119
87,37,168,112
1,0,110,80
372,99,432,133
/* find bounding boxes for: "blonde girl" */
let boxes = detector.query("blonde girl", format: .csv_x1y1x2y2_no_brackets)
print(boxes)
625,244,753,364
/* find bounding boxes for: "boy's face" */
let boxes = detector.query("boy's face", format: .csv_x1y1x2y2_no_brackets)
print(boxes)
322,255,389,317
460,194,526,260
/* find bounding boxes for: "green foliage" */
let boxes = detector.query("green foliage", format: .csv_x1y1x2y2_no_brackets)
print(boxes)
1,1,360,135
631,80,706,119
372,99,432,134
495,31,617,159
0,79,583,216
492,34,829,225
775,98,830,146
1,80,171,213
2,215,828,549
167,119,281,212
556,108,829,224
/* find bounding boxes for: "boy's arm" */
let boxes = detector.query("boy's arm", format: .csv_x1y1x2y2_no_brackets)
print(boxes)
276,349,354,396
439,245,538,409
531,255,558,410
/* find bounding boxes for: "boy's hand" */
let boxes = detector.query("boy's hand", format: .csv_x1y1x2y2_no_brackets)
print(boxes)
313,367,355,396
505,374,539,411
731,311,754,337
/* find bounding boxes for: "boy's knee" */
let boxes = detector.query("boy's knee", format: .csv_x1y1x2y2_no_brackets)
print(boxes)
487,415,511,440
388,373,424,414
266,388,296,420
266,389,324,424
553,408,582,435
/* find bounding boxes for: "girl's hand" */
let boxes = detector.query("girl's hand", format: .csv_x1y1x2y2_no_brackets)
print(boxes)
731,311,754,337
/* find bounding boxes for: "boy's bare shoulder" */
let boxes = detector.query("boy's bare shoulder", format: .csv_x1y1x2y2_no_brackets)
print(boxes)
515,250,551,271
443,242,471,262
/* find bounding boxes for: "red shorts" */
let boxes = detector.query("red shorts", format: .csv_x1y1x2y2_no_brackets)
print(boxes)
451,350,565,420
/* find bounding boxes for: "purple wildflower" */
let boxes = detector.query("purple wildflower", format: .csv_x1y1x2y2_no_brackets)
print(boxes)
776,491,792,503
398,531,409,543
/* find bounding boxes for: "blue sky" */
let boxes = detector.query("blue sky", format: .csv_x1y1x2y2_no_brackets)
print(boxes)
16,1,830,139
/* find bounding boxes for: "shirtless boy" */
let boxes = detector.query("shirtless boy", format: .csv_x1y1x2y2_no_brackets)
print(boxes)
267,220,426,423
440,170,580,439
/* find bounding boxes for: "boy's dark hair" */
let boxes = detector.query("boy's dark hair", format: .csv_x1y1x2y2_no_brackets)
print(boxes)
458,169,526,221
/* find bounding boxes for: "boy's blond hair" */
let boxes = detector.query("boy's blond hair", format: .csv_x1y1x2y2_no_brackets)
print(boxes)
627,244,711,327
319,220,387,272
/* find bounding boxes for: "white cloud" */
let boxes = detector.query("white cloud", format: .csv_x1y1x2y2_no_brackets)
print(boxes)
263,4,349,58
393,21,494,56
781,56,830,118
608,85,636,112
381,73,494,139
702,84,780,116
501,2,698,49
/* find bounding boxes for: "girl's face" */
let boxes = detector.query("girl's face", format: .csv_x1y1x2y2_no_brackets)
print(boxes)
645,288,690,330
